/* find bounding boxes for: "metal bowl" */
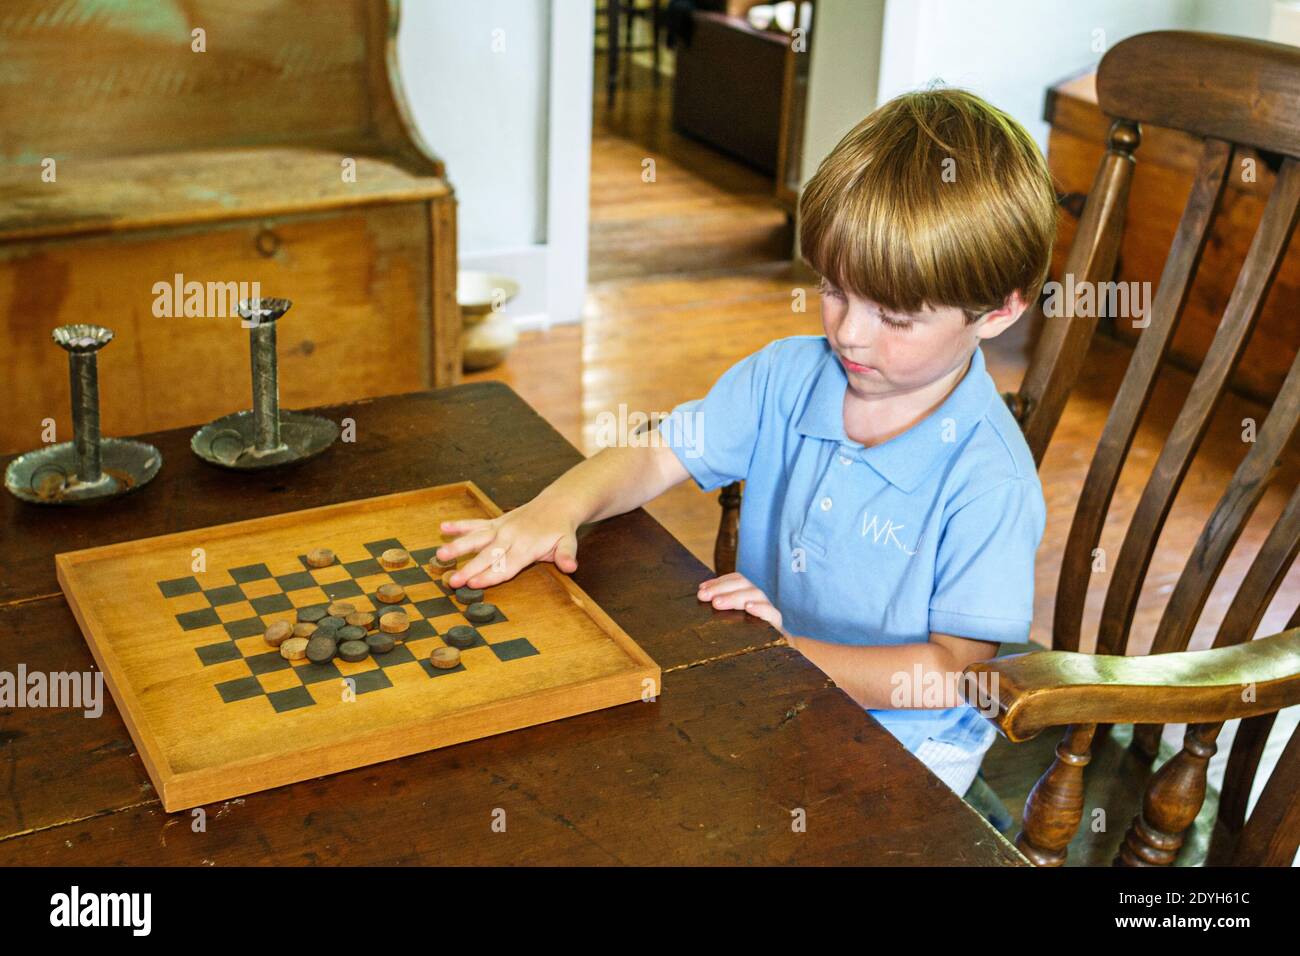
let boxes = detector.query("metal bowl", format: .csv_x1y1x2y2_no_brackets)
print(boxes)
4,437,162,504
191,409,338,470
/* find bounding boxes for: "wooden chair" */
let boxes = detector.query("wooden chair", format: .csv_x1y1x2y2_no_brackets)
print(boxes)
0,0,459,455
715,30,1300,865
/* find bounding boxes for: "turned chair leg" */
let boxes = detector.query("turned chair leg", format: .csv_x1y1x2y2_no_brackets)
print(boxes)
1116,722,1220,866
714,481,742,574
1018,723,1096,866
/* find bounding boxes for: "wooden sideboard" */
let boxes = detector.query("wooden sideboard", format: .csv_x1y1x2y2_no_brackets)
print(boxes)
0,0,460,455
1044,70,1297,404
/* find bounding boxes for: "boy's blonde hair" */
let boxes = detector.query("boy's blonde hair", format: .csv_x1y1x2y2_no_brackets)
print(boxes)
800,87,1058,322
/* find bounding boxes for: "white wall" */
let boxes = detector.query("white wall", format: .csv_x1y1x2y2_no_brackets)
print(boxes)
397,0,592,327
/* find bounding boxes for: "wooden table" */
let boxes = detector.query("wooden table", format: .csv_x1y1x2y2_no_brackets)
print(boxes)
0,384,1024,865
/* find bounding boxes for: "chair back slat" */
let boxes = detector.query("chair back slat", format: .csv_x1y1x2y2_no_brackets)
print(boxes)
1147,356,1300,658
1050,138,1232,651
1017,120,1138,464
1094,157,1300,658
1226,712,1300,865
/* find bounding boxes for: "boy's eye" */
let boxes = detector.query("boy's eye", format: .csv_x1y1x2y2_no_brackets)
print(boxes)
881,314,914,331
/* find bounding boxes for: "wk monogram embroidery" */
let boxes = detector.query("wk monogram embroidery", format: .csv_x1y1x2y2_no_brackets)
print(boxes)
860,513,918,555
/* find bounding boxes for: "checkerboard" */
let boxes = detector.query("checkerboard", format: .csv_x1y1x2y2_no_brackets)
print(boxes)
159,537,539,714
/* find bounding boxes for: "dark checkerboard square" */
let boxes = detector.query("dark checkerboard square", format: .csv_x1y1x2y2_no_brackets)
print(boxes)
489,638,539,662
363,538,405,557
415,596,455,618
294,660,342,685
223,617,265,639
390,566,431,586
196,642,241,666
216,676,262,703
410,546,442,565
246,650,291,675
343,557,382,577
420,659,465,677
203,584,245,606
276,570,317,591
250,592,293,615
158,576,201,597
229,563,272,584
406,619,437,640
322,579,364,600
374,644,416,667
349,669,393,695
268,686,314,713
177,607,221,630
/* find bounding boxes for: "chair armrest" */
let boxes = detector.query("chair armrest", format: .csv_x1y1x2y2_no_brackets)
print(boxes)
962,628,1300,742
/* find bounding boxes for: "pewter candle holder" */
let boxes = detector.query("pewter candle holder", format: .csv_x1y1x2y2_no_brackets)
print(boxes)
4,325,162,504
190,298,338,469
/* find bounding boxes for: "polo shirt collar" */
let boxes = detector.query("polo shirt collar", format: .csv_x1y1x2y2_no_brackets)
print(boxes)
795,343,995,492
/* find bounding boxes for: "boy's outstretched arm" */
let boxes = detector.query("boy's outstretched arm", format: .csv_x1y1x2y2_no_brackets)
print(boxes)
438,440,691,591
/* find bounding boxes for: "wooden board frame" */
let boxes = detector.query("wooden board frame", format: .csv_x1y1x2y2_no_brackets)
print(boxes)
56,482,661,811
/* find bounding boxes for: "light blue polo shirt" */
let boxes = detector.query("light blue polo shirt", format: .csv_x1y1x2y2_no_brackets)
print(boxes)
656,335,1046,755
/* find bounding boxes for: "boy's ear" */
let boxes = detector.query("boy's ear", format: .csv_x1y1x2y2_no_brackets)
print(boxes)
974,289,1030,340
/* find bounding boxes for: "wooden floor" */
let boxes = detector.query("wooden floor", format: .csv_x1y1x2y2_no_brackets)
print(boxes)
468,62,1300,667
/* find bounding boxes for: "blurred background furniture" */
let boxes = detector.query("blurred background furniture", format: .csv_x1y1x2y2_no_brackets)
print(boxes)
0,0,459,455
596,0,665,107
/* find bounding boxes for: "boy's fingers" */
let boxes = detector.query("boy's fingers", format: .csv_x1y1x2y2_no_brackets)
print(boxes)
707,586,766,609
552,532,579,573
743,600,782,630
438,527,496,562
438,519,492,542
699,574,753,597
458,545,523,590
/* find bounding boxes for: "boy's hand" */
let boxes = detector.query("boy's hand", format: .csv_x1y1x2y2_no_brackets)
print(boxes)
697,572,788,636
437,498,580,590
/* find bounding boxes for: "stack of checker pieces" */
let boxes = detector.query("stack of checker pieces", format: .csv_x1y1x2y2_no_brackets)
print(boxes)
158,537,539,714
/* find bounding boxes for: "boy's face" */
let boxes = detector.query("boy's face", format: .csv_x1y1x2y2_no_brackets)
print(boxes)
818,279,1026,399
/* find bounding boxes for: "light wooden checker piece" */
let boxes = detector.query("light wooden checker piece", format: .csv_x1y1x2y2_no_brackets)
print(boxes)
56,482,661,811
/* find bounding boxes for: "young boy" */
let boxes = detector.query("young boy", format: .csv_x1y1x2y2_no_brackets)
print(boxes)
436,87,1055,797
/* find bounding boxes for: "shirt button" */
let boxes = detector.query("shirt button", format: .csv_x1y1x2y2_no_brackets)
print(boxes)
820,496,833,511
839,455,852,466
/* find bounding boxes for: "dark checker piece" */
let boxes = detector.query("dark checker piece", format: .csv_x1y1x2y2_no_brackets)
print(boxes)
366,632,395,655
338,640,370,663
337,624,367,642
464,602,497,624
315,616,346,635
454,586,484,604
297,606,328,624
306,635,338,663
443,625,480,649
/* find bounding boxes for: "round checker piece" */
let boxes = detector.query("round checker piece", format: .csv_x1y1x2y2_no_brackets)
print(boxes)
366,632,395,655
346,611,376,630
464,602,497,624
375,583,405,604
280,637,309,661
379,611,409,634
379,548,410,570
454,586,483,605
306,635,337,663
297,606,327,623
337,640,369,663
306,548,335,568
264,620,293,647
443,625,479,649
432,550,457,570
430,646,460,669
326,602,356,618
292,622,318,639
336,624,367,643
315,616,345,635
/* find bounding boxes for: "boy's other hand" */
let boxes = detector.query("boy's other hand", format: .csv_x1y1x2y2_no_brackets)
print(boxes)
437,499,580,591
697,572,788,636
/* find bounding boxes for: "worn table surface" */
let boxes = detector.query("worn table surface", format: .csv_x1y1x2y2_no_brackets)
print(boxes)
0,383,1024,865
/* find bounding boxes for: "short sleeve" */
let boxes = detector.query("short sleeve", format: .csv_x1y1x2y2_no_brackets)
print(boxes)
928,477,1046,643
654,342,775,492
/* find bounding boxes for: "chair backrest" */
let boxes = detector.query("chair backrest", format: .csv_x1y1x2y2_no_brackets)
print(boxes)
0,0,437,170
1007,30,1300,661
